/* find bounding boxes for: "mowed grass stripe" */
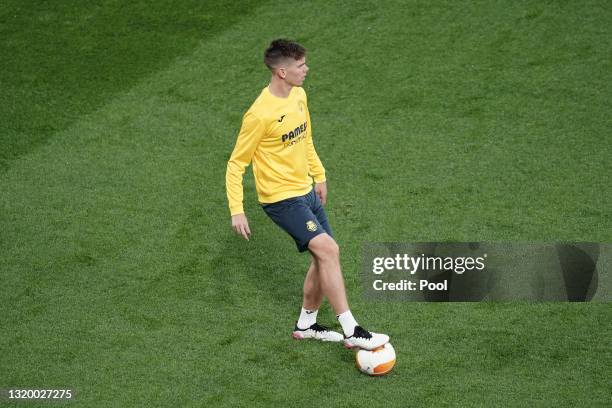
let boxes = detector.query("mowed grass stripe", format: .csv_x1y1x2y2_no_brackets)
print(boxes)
1,1,611,407
0,0,268,173
0,3,287,407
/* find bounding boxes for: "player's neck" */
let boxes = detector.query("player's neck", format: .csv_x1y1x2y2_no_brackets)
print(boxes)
268,79,293,99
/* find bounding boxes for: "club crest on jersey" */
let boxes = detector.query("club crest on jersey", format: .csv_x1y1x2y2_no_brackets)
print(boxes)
306,220,317,232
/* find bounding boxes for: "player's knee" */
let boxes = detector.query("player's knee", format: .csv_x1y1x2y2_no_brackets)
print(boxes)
309,234,339,261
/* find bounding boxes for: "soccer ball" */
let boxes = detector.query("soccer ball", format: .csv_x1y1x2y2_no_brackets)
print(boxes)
355,342,396,376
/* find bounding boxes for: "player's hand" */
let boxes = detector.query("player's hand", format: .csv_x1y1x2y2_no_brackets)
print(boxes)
231,213,251,240
315,182,327,205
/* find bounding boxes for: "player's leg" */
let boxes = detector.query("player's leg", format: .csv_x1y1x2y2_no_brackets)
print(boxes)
294,258,323,330
262,194,343,342
308,233,389,350
302,257,323,311
303,188,346,311
306,234,347,313
292,255,343,341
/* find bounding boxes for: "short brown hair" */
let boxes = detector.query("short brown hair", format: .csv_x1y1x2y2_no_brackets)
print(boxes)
264,39,306,71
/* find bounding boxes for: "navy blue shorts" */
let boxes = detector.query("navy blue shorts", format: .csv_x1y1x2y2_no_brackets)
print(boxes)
261,188,333,252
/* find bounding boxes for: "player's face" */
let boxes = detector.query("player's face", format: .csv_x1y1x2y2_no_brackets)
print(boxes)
281,56,309,86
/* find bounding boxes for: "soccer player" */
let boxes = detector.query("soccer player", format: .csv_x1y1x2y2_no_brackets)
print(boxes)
225,39,389,350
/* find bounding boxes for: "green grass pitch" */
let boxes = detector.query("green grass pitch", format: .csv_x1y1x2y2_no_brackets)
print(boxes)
1,1,611,406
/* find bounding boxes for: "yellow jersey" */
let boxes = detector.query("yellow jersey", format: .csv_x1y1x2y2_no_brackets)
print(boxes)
226,86,326,216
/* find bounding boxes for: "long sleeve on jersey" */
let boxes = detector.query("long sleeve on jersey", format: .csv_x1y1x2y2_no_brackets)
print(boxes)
305,105,326,183
226,111,265,216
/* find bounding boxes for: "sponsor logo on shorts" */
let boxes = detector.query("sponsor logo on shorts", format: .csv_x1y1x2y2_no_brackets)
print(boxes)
306,220,317,232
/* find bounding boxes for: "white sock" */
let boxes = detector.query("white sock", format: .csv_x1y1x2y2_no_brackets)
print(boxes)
337,310,359,337
297,307,318,330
